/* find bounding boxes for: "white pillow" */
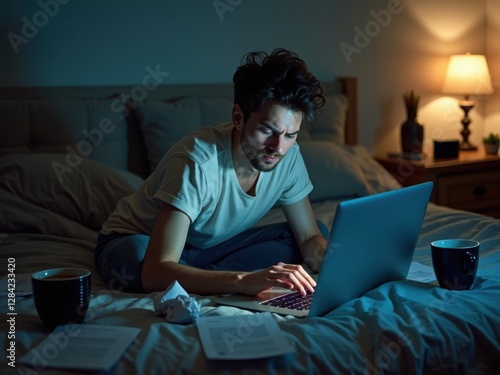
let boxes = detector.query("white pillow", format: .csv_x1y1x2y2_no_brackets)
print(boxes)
135,97,234,172
298,141,401,202
347,144,402,194
198,97,234,126
0,98,130,170
135,98,202,171
299,141,369,202
300,94,348,144
136,94,348,172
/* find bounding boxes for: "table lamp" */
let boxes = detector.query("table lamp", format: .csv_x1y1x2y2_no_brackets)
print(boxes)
442,53,494,150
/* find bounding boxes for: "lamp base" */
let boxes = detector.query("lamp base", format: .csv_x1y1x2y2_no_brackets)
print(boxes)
458,99,476,151
460,141,477,151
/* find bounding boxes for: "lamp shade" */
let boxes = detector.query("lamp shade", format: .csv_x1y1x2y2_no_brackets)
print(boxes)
442,53,494,96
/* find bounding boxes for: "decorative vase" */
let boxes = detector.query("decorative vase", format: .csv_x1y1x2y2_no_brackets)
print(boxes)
401,114,424,154
400,91,424,155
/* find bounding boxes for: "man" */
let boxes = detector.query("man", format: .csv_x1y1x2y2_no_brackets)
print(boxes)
95,48,328,295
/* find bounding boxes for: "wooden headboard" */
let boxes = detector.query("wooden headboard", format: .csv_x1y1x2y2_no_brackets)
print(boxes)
0,76,357,144
0,77,357,177
337,77,358,146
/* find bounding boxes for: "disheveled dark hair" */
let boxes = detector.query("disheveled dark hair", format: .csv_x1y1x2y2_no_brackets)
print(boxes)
233,48,325,127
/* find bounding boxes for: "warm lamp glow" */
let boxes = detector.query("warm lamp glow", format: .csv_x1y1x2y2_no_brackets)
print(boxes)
442,53,493,97
442,53,494,151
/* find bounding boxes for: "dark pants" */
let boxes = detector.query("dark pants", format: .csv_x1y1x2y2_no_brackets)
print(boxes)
94,221,328,293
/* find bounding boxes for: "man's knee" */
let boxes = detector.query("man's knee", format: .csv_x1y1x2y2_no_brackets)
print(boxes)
95,234,149,293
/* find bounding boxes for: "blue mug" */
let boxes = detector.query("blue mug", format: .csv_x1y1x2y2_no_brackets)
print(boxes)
32,268,91,330
431,239,479,290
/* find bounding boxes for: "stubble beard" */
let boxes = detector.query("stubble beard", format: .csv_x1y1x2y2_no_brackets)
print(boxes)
240,140,283,172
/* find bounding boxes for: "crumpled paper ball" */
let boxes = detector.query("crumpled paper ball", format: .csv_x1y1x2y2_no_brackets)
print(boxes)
153,280,200,324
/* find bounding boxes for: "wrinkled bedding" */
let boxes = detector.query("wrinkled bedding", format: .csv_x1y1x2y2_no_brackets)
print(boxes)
1,154,500,375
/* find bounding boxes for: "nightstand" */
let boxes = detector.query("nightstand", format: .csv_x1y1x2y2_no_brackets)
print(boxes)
375,148,500,218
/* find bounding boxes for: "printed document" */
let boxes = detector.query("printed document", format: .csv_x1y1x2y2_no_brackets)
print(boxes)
197,312,295,360
0,273,32,297
20,324,140,370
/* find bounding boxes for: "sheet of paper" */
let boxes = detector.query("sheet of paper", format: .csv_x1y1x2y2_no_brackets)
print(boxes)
197,312,295,360
19,324,140,371
0,273,32,297
407,262,436,283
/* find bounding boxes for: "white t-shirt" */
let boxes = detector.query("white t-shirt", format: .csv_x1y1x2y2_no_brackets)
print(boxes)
100,122,313,248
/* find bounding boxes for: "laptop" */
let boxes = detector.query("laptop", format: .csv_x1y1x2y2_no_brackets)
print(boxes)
214,181,433,318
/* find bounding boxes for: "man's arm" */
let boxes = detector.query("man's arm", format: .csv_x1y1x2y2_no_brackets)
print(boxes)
282,197,328,273
141,203,316,295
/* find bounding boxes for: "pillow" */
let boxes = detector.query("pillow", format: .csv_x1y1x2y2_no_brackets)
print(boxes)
135,97,234,172
198,97,234,126
0,98,130,170
347,144,402,194
298,141,401,202
135,94,347,171
299,141,369,202
134,98,202,171
0,154,144,230
300,94,348,144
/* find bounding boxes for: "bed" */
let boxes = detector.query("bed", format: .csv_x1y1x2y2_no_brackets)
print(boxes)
1,77,499,374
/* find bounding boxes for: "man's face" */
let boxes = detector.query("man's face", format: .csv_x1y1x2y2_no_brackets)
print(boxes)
238,102,302,172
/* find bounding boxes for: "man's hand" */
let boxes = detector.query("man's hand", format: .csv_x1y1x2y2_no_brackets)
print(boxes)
238,262,316,296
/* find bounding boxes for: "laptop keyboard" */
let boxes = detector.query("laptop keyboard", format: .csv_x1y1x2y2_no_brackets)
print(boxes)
260,291,313,311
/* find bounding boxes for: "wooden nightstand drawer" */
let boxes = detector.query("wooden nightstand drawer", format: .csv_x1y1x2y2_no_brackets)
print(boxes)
437,171,500,213
375,149,500,217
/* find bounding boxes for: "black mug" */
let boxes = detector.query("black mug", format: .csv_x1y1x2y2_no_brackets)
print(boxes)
431,239,479,290
32,268,91,330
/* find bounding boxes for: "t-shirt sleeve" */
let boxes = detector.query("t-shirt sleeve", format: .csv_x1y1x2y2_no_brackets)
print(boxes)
152,154,206,222
278,148,313,206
